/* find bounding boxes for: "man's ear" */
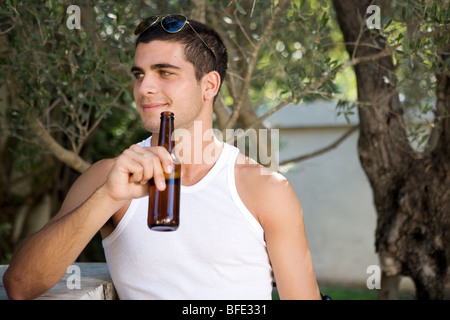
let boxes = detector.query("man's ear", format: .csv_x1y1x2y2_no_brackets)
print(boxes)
202,71,221,101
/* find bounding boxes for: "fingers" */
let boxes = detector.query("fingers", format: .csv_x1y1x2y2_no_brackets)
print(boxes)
147,146,173,174
121,145,173,191
152,157,168,190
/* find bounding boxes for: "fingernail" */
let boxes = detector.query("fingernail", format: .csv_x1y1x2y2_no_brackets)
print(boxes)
166,165,173,173
158,181,166,190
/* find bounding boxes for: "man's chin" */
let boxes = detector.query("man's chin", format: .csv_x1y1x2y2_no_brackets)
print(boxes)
141,118,160,133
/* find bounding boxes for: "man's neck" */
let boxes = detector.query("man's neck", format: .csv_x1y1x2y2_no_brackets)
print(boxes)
151,124,224,186
178,136,223,186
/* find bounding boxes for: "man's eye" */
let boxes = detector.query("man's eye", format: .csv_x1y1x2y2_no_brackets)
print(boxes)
160,70,172,76
133,72,144,79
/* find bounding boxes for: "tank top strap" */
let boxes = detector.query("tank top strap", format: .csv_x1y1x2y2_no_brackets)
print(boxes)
222,141,239,165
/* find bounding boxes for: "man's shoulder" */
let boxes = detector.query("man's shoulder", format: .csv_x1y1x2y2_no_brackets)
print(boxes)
234,153,297,212
235,152,290,191
234,152,303,230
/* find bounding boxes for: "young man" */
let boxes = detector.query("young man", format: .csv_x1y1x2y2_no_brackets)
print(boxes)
3,15,321,300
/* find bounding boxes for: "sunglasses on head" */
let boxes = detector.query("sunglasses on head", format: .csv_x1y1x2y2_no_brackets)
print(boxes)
134,14,217,67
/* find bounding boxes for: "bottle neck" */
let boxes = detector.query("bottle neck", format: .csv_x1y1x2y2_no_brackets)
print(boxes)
158,113,175,152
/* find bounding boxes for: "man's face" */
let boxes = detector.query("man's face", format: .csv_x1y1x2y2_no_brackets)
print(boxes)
132,40,204,133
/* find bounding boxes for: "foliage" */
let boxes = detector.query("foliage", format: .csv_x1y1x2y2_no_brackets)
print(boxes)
1,0,351,170
1,1,134,165
382,0,449,154
211,0,346,110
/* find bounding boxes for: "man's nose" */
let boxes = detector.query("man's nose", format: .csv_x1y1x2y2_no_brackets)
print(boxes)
138,74,159,96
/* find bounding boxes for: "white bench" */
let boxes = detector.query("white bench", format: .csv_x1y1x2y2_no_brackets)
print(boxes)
0,262,116,300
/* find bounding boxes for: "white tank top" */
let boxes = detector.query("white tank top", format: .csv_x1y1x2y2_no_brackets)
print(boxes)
102,137,273,299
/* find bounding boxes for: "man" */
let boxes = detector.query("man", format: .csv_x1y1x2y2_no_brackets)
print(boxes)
3,15,321,300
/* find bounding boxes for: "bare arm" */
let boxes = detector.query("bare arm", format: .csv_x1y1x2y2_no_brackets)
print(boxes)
4,182,122,299
262,180,321,299
3,145,173,299
236,158,321,300
2,160,123,300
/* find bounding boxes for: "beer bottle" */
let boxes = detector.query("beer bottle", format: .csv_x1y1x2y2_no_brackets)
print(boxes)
148,111,181,231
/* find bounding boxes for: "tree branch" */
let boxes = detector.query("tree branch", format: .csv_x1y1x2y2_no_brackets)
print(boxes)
223,0,289,129
191,0,207,23
231,24,450,142
214,94,231,130
29,117,91,173
228,40,395,143
279,125,359,166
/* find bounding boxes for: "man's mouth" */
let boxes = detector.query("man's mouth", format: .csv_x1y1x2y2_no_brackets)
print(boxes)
141,102,168,111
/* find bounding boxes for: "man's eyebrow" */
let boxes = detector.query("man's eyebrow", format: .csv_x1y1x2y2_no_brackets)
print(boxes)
130,66,143,73
151,63,181,70
130,63,181,73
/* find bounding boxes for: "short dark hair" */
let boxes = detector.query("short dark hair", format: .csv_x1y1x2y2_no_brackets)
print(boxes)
135,18,228,93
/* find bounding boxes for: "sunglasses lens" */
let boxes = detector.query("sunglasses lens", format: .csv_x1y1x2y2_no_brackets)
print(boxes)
161,14,187,33
134,16,158,35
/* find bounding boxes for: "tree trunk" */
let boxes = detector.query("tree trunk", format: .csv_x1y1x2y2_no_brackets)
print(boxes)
378,270,401,300
333,0,450,299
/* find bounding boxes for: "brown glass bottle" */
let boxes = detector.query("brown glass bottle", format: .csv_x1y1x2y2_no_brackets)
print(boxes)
148,111,181,231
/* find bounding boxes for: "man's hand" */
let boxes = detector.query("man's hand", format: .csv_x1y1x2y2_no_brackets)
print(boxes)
104,144,174,202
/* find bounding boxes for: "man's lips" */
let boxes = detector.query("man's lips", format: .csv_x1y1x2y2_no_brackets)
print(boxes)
140,102,168,111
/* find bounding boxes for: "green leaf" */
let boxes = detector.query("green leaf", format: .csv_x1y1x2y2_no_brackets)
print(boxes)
235,1,247,15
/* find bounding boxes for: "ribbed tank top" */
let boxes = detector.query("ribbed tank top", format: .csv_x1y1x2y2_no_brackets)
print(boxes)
102,137,273,299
